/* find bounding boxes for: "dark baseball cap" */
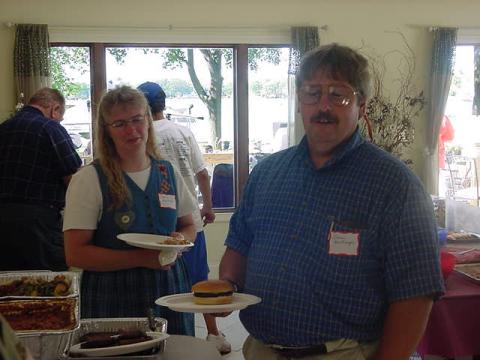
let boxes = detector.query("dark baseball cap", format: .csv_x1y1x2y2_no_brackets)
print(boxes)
137,82,166,109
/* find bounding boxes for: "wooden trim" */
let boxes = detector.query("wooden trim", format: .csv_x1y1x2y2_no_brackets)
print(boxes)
234,45,249,204
90,44,106,155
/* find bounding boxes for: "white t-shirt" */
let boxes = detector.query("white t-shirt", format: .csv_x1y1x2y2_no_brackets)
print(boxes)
63,163,197,231
153,120,206,231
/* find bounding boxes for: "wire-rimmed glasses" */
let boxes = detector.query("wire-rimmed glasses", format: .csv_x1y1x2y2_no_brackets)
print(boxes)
298,84,359,107
106,114,146,129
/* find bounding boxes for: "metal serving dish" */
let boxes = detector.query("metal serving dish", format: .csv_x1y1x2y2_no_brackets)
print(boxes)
19,332,74,360
0,271,79,300
61,317,168,359
0,271,80,335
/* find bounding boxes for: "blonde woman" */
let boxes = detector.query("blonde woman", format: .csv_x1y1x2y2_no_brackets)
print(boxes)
63,86,196,335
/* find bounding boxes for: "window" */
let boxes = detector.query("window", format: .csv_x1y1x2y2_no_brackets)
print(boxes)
50,43,291,208
50,46,92,165
248,47,290,172
441,45,480,206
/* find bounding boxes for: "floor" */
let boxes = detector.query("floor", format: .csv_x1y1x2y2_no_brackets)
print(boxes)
194,311,247,360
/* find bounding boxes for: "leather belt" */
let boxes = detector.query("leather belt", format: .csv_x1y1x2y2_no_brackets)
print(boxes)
271,344,327,358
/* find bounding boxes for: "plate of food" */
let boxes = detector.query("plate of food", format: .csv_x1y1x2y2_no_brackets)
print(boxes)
156,280,261,314
454,263,480,283
68,330,169,357
447,231,480,243
117,233,194,251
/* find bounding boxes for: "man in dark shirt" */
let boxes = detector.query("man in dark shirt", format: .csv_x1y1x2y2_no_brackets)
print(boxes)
0,87,82,270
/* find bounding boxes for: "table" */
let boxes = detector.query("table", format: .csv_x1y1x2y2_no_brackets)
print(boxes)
159,335,222,359
203,152,234,168
20,334,223,360
417,271,480,358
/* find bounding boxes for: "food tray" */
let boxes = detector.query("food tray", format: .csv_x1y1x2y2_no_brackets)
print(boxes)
0,297,80,335
19,332,73,360
447,232,480,243
454,263,480,283
0,271,80,299
61,317,168,359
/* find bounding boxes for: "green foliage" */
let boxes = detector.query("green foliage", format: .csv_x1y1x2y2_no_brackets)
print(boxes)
222,82,232,97
159,78,194,97
50,47,89,98
163,49,187,69
250,79,287,98
247,48,281,70
108,48,128,64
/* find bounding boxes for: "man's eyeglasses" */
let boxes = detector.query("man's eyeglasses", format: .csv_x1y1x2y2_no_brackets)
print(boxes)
298,84,359,107
106,115,146,129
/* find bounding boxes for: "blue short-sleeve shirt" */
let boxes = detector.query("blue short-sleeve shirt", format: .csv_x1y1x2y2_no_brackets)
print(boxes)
225,129,444,346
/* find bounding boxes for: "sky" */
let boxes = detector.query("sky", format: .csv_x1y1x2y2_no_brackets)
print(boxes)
104,47,289,87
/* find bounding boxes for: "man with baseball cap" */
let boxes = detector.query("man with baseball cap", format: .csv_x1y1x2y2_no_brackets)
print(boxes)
138,81,231,354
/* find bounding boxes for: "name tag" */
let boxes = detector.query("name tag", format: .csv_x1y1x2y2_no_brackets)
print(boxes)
158,194,176,209
328,231,360,256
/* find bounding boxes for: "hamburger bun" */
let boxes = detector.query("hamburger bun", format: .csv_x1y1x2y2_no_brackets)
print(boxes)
192,280,234,305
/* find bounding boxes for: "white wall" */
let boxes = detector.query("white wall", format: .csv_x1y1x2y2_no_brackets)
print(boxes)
1,0,479,272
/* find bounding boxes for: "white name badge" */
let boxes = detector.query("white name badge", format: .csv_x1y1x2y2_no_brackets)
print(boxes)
328,231,360,256
158,194,176,209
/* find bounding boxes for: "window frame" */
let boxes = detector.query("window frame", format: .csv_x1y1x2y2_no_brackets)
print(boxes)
50,42,290,209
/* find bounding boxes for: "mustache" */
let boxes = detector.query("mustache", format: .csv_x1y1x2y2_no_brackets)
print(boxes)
311,111,337,122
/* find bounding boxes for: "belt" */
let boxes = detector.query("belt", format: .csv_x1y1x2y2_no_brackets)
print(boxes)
271,344,327,358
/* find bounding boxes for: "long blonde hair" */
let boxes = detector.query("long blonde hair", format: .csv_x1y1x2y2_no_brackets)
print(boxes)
96,85,160,209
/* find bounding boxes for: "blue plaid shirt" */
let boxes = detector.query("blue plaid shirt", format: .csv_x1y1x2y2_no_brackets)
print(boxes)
225,129,444,346
0,106,81,208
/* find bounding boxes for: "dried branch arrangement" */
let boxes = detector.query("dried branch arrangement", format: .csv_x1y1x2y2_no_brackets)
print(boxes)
361,36,426,165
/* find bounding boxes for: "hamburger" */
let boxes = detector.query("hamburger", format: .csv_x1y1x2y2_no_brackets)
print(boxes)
192,280,234,305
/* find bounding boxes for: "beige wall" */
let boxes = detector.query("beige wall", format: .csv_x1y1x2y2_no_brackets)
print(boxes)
1,0,479,272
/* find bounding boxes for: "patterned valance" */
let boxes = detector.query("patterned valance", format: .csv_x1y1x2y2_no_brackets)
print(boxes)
14,24,51,101
288,26,319,75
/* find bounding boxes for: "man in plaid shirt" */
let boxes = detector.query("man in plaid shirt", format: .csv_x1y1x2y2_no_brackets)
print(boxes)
219,44,444,360
0,87,81,270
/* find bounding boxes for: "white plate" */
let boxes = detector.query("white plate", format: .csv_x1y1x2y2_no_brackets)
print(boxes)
68,332,169,357
155,293,262,314
117,233,194,251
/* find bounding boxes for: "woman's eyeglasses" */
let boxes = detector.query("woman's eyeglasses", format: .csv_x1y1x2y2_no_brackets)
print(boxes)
298,84,359,107
106,115,146,129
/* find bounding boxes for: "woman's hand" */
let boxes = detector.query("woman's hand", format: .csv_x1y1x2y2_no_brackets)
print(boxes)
140,249,176,270
170,231,185,240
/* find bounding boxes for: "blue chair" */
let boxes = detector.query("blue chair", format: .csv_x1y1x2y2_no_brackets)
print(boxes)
211,163,234,208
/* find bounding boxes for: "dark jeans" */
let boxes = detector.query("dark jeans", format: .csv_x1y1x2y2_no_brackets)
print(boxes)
0,203,67,271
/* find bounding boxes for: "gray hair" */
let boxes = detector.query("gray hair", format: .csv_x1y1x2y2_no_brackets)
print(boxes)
295,43,371,101
28,87,65,109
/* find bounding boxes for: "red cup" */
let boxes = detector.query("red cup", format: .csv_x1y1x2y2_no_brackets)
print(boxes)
440,250,456,280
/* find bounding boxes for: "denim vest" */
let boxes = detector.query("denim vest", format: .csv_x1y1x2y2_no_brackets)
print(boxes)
80,159,193,335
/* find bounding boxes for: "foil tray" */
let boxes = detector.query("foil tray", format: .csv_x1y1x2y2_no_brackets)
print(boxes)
0,270,80,300
1,297,80,335
0,271,80,336
19,332,74,360
61,317,168,359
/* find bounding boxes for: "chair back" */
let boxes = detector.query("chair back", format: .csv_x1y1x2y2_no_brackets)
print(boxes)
211,163,234,208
